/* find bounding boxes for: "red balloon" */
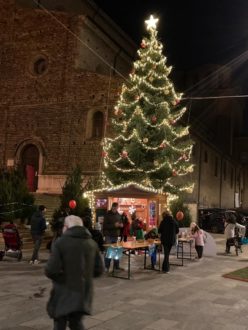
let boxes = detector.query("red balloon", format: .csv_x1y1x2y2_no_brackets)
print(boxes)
176,211,184,221
69,200,77,209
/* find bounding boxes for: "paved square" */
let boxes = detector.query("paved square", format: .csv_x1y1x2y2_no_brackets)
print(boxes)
1,234,248,330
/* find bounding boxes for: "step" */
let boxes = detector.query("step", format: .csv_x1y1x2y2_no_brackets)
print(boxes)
32,193,61,222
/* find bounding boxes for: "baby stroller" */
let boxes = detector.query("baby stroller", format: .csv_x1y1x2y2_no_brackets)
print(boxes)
0,223,23,261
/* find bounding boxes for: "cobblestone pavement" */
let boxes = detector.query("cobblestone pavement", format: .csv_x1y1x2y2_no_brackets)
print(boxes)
1,234,248,330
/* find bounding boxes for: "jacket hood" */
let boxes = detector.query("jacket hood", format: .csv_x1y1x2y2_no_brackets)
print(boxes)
64,226,92,239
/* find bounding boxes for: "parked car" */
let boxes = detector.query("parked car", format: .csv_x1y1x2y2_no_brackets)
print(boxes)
198,208,248,235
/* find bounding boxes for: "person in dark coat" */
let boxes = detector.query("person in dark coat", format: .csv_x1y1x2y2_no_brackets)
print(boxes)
30,205,47,264
102,202,123,271
45,215,103,330
158,210,179,273
83,214,104,252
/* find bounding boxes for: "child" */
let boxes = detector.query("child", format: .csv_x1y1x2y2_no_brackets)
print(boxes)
190,223,205,259
121,212,130,242
145,228,159,269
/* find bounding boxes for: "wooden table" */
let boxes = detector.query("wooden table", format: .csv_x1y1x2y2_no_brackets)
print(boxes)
104,240,161,280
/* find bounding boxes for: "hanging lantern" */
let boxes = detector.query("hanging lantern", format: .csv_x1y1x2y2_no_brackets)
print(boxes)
69,200,77,209
176,211,184,221
172,170,177,177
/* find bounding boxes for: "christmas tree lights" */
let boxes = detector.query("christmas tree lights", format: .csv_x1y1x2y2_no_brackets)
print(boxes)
102,15,194,196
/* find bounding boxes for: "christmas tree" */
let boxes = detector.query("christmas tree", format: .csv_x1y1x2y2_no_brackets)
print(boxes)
103,15,194,196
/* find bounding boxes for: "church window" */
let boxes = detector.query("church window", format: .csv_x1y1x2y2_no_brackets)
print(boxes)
92,111,104,138
32,57,48,75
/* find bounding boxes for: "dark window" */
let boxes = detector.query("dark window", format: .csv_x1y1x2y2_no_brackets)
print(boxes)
214,157,218,177
33,57,47,75
92,111,104,138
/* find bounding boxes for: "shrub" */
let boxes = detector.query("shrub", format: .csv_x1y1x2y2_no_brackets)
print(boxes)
55,165,89,220
0,168,35,222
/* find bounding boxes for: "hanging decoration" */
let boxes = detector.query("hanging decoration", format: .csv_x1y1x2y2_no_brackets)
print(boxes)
176,210,184,221
69,200,77,209
121,150,128,158
102,151,108,158
151,115,157,123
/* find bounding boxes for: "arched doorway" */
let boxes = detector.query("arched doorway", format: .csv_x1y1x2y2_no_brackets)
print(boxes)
21,144,39,192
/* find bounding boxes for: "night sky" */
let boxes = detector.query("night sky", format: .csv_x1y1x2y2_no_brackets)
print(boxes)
94,0,248,71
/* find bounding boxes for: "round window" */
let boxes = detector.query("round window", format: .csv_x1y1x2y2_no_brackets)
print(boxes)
33,57,48,75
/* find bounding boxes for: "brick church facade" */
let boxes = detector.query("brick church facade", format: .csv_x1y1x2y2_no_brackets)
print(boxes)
0,0,136,193
1,0,248,211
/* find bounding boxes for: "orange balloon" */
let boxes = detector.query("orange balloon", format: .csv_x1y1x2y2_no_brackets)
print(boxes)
176,211,184,221
69,200,77,209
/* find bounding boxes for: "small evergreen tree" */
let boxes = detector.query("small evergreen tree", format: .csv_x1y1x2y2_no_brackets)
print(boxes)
51,166,89,230
0,168,35,222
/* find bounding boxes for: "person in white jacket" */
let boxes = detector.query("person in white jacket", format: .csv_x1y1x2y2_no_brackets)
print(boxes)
224,218,246,254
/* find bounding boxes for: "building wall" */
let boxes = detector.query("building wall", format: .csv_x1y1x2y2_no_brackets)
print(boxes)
185,136,242,209
0,2,131,192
